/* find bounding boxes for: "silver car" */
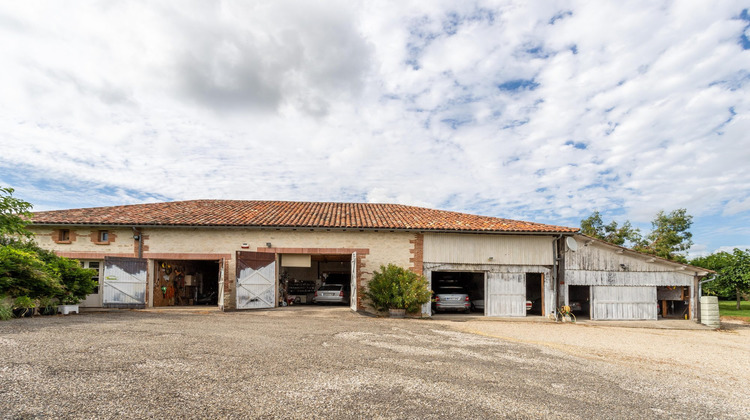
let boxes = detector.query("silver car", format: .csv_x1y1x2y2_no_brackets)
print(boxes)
313,284,348,304
433,286,471,313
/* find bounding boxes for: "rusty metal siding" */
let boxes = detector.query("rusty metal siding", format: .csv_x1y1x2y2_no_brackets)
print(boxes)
424,233,553,265
592,286,657,320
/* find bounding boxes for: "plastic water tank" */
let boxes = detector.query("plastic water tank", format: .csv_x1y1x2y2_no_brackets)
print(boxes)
700,296,720,328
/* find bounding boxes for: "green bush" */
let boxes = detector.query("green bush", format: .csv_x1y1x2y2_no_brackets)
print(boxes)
0,245,62,298
364,264,432,313
0,240,95,304
48,257,96,304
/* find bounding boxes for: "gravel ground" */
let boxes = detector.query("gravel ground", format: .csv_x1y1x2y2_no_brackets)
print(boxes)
1,307,748,419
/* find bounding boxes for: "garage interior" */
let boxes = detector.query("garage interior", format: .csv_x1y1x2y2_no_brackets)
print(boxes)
153,260,219,307
431,271,485,313
525,273,543,316
568,285,591,319
279,254,351,306
657,286,691,319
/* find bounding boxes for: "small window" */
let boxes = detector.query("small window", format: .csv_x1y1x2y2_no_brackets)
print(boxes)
99,230,109,242
59,229,70,242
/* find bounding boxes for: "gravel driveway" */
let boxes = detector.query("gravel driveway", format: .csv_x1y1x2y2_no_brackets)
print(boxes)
1,307,748,419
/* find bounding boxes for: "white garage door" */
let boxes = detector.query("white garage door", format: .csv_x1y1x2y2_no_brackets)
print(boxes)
486,272,526,317
592,286,657,320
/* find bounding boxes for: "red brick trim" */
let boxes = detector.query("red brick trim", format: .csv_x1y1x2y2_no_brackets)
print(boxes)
409,233,424,275
89,230,116,245
256,247,370,255
49,228,78,244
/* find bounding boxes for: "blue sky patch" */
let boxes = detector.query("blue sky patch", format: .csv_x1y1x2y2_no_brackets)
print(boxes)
549,10,573,25
565,140,587,150
739,9,750,50
498,79,539,92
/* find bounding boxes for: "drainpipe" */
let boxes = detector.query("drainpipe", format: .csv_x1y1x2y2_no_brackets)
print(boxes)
132,227,143,259
553,234,563,317
697,275,717,323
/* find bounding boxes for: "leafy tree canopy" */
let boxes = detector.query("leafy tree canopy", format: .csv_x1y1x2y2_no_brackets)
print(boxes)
580,211,642,247
692,248,750,309
581,208,693,263
0,186,33,239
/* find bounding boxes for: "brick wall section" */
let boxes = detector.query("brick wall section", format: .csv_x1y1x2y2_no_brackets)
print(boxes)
132,232,150,256
409,233,424,275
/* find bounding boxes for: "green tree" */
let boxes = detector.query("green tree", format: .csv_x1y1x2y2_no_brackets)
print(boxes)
635,209,693,262
692,249,750,310
0,186,33,239
580,211,642,246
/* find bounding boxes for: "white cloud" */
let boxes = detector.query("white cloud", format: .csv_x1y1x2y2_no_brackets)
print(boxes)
0,0,749,254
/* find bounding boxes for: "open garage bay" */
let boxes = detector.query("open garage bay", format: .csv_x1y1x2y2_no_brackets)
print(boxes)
1,308,748,419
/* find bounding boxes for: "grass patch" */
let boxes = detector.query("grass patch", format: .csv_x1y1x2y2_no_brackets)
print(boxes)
719,300,750,322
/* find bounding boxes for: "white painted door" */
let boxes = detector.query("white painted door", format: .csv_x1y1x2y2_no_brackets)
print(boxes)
103,257,147,307
486,272,526,317
592,286,657,320
80,260,103,307
236,251,276,309
350,252,357,311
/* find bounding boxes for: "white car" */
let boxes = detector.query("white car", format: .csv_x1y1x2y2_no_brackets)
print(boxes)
313,284,348,304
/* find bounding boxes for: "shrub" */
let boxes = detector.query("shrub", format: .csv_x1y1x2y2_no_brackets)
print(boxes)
48,257,96,304
364,264,432,313
0,245,62,298
0,240,95,303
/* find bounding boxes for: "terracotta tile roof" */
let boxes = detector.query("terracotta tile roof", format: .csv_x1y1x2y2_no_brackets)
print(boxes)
29,200,578,233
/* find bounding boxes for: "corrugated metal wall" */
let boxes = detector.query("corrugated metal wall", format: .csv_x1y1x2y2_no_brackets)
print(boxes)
424,234,553,265
592,286,657,320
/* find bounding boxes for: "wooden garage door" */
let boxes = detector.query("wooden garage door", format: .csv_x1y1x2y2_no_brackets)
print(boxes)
236,251,276,309
592,286,657,320
102,256,147,308
486,272,525,317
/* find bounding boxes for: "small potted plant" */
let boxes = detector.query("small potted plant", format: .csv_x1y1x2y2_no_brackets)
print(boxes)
12,296,35,318
37,296,58,316
57,294,80,315
363,264,432,318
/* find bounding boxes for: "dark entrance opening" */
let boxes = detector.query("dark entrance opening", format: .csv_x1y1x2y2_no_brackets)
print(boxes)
525,273,543,316
280,254,351,306
657,286,690,319
432,271,484,314
568,285,590,319
154,260,219,307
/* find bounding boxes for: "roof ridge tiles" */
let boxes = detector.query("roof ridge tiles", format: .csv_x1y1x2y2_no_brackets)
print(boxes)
29,199,579,233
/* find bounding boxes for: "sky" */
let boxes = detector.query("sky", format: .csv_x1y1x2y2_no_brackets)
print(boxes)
0,1,749,257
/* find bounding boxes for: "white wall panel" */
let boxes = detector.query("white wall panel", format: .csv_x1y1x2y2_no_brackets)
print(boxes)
592,286,656,320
